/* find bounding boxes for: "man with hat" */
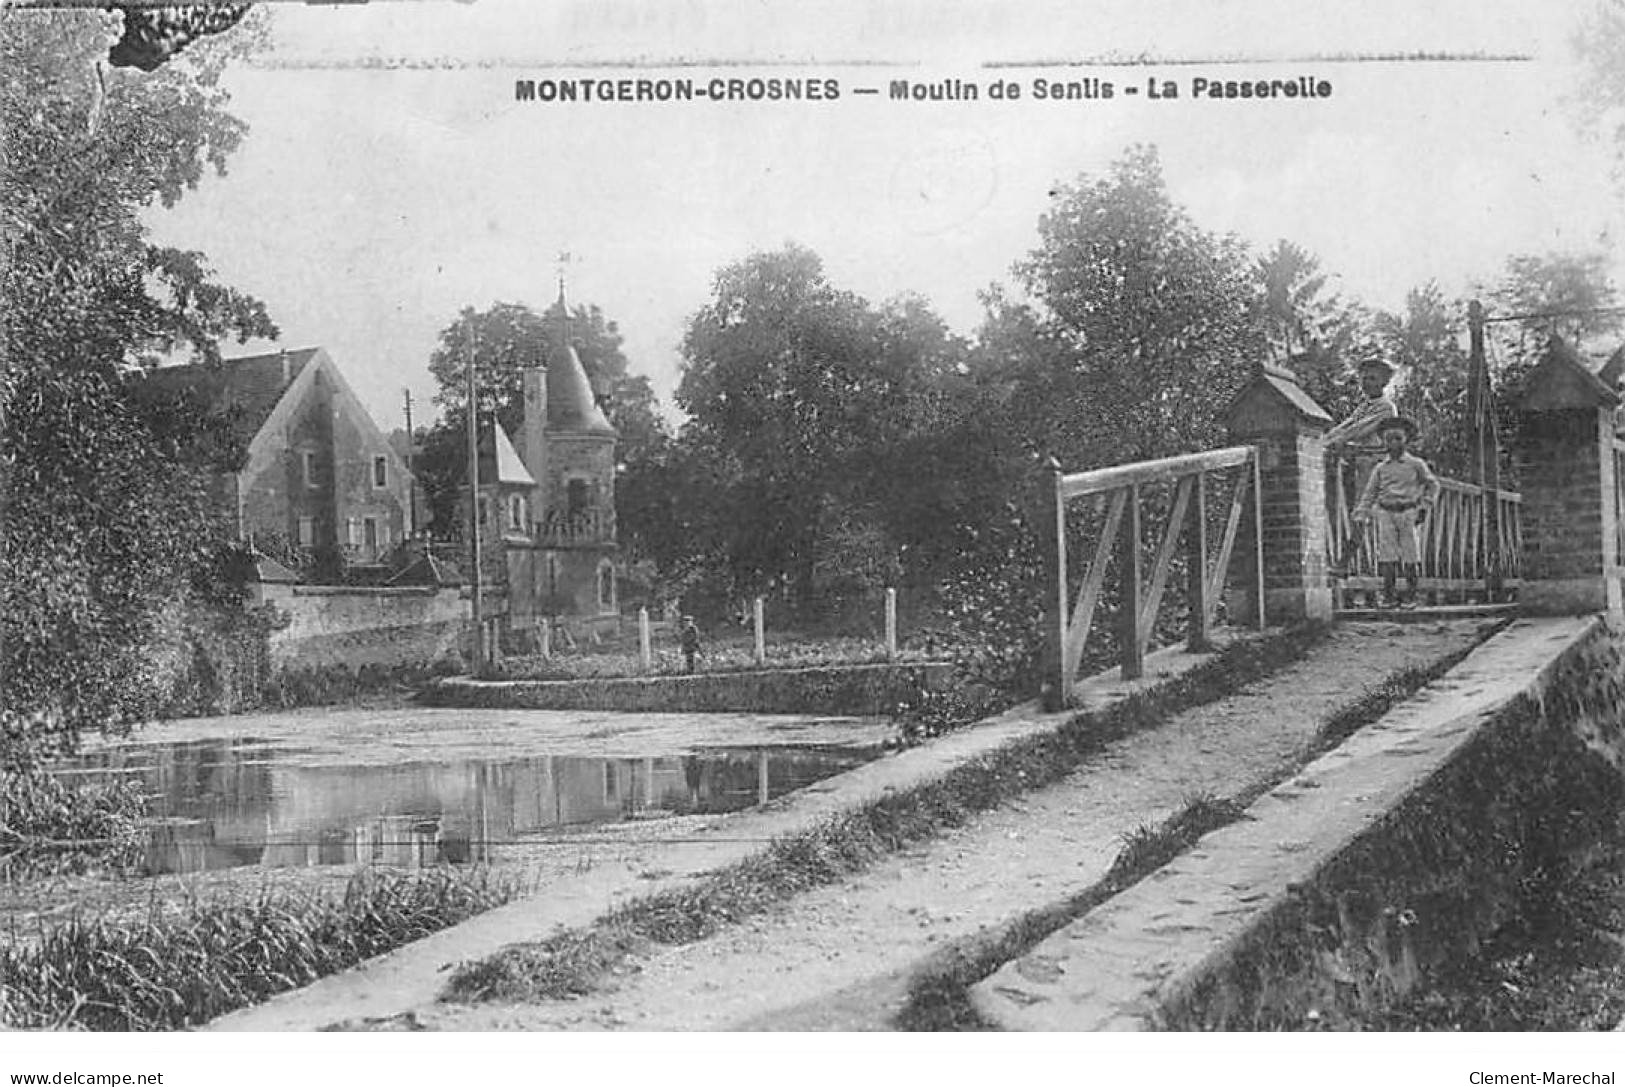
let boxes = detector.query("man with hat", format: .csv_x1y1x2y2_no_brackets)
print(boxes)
1324,355,1398,451
1353,415,1439,609
1324,354,1399,578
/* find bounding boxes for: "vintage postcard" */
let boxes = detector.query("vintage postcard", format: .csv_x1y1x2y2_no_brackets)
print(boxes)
3,0,1625,1077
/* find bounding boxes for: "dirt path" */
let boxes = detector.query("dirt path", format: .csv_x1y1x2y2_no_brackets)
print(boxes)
409,619,1499,1031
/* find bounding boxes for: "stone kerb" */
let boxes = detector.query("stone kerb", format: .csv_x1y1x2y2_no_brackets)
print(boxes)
1225,362,1334,622
1514,336,1622,616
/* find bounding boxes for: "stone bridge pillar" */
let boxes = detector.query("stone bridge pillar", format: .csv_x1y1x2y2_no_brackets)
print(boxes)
1226,362,1334,623
1514,337,1622,617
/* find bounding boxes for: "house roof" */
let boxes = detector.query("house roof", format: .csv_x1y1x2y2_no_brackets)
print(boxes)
471,421,535,486
142,348,320,444
547,341,617,436
1522,334,1622,410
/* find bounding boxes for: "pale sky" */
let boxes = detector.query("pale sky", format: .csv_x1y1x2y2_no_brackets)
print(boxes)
140,0,1625,433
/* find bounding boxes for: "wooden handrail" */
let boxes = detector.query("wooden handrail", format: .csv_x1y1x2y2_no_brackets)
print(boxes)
1048,447,1261,707
1058,445,1254,499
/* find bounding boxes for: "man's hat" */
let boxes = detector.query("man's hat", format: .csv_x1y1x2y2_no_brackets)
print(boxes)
1377,415,1417,438
1357,356,1396,379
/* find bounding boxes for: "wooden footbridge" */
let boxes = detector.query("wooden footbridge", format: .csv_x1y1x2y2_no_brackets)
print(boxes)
1042,312,1621,709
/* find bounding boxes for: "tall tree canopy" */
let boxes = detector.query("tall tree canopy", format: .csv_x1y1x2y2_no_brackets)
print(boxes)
673,244,963,605
1012,145,1264,468
1,10,273,756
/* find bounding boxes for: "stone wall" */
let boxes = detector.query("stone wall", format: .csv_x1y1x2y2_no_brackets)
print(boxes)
425,660,952,715
252,582,468,669
973,616,1625,1030
1159,618,1625,1029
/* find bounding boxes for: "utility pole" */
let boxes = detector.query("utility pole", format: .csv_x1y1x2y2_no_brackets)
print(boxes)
402,387,417,537
466,327,485,676
1469,299,1504,600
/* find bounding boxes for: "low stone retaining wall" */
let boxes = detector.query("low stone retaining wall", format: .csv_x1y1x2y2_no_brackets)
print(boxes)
974,615,1625,1030
424,661,952,716
252,583,469,670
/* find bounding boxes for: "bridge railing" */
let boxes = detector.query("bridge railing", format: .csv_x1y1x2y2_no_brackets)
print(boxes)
1045,445,1264,701
1324,448,1521,609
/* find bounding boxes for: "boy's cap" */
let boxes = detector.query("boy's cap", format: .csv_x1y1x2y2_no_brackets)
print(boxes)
1378,415,1417,438
1357,357,1396,378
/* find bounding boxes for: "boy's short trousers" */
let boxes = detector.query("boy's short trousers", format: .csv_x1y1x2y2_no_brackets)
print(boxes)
1374,506,1420,564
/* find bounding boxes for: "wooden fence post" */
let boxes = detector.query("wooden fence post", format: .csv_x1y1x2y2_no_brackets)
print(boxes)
1187,471,1211,651
884,587,898,660
753,596,766,665
638,607,652,672
1119,483,1145,680
1042,457,1068,710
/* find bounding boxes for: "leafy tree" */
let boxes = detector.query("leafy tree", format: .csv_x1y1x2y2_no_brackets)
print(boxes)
1,11,273,759
1252,239,1381,417
1012,145,1265,468
1486,251,1622,360
676,244,962,606
1377,282,1474,476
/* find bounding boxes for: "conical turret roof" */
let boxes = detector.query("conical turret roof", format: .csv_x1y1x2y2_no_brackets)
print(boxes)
547,281,617,437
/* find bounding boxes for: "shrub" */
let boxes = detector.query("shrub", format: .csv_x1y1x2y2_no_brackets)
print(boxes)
0,766,146,879
0,866,521,1031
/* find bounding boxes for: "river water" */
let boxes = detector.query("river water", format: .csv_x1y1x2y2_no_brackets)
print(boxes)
53,707,887,877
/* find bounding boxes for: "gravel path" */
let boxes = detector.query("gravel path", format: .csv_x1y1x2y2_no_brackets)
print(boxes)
410,619,1499,1031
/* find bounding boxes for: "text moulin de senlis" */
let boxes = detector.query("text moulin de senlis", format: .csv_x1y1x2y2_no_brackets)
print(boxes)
888,76,1333,101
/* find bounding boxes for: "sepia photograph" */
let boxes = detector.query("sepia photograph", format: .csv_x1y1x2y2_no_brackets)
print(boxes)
3,0,1625,1074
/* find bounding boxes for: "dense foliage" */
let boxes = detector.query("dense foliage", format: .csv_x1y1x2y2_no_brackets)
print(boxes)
0,11,274,759
0,866,519,1030
0,766,146,878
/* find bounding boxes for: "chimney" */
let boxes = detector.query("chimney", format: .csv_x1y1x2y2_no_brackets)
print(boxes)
279,348,291,387
523,362,548,525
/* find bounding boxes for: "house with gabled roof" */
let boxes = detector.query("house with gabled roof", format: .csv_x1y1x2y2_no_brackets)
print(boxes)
144,347,415,571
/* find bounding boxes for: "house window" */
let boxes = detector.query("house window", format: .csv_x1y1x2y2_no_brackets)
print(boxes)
297,516,316,548
373,456,387,488
509,495,526,532
603,762,618,802
302,450,317,488
598,562,615,611
567,478,589,516
346,518,360,548
363,518,378,554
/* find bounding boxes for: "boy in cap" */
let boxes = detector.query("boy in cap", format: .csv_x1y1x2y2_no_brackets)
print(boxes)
1324,355,1399,576
1353,416,1439,609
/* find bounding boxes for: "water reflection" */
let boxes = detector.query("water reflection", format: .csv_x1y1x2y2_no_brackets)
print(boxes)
58,739,872,876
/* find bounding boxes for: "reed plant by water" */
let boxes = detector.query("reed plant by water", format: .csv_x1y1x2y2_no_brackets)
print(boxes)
0,865,520,1030
0,766,146,879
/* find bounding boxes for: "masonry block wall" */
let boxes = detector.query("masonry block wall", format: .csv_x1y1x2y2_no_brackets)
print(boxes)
1256,431,1332,620
1513,337,1623,617
251,583,468,669
239,372,334,548
543,436,616,521
1515,407,1618,615
1226,364,1334,623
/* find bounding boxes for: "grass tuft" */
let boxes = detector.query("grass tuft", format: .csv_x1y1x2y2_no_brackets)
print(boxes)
0,866,521,1031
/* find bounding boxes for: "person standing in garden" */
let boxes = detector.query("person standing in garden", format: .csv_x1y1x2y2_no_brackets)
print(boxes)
1353,416,1439,610
679,615,702,673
